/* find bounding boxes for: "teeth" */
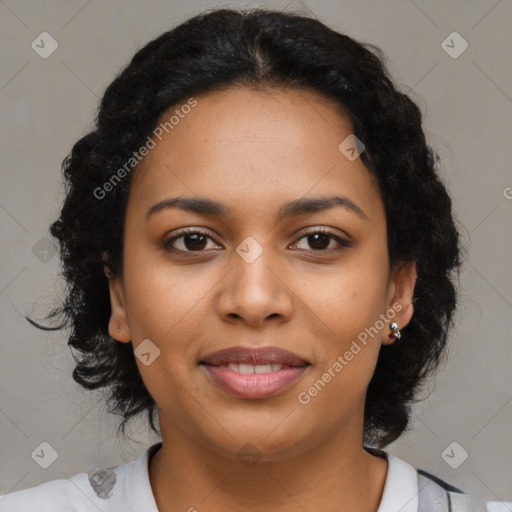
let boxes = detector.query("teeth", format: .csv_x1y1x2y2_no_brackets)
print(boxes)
254,364,272,373
226,363,283,374
239,364,254,374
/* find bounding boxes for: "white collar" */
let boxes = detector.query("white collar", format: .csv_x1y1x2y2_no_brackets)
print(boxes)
125,442,418,511
371,448,419,512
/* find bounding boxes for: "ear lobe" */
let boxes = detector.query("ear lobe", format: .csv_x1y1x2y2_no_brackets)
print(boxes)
383,260,417,345
105,272,131,343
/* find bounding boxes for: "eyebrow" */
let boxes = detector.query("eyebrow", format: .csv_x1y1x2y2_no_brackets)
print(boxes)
146,195,369,222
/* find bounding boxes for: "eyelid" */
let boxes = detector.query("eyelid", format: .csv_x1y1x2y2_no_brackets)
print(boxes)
290,226,353,250
293,225,352,243
164,227,220,249
163,225,353,254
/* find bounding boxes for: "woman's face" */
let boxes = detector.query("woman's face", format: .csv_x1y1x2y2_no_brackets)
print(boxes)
107,85,416,460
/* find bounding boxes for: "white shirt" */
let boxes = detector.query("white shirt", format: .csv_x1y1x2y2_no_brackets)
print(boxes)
0,442,491,511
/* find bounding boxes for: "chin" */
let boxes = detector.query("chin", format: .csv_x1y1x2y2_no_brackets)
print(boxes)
196,417,314,462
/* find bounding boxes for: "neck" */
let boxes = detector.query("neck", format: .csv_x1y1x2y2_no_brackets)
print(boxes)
148,418,388,512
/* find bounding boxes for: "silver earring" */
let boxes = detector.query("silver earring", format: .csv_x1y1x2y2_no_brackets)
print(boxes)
390,322,401,339
115,324,121,332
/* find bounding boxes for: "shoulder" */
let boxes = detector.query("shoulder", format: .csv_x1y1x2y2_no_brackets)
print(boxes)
0,442,162,512
418,471,511,512
366,446,493,512
0,471,101,511
416,468,487,511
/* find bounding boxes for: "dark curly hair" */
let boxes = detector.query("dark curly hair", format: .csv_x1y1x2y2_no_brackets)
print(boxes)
28,7,467,448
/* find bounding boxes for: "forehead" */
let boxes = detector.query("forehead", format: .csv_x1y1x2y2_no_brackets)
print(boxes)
127,85,384,224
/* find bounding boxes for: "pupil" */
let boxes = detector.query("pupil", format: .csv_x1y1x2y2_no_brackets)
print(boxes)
309,233,329,250
182,233,331,251
185,234,207,251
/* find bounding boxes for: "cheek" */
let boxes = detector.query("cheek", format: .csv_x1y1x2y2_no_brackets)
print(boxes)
121,256,221,382
122,240,208,341
300,263,389,393
302,284,385,417
122,259,211,415
307,265,388,340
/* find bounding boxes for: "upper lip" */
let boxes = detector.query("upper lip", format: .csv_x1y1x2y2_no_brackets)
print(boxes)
200,346,310,366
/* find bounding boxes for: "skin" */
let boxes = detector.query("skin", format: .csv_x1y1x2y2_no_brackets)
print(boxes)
105,85,417,512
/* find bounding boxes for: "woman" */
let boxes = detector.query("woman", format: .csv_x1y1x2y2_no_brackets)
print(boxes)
0,7,488,511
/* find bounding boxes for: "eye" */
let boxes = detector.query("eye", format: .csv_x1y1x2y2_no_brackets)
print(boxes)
291,228,353,252
163,228,220,254
163,227,352,256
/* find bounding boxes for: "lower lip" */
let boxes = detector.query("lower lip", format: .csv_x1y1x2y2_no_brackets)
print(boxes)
201,364,308,399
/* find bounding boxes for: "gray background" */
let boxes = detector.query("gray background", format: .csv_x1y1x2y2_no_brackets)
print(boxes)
1,0,511,505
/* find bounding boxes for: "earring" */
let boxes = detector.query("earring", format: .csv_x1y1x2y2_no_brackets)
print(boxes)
389,322,401,340
115,324,121,333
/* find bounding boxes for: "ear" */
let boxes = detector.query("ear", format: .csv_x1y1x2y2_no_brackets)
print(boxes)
103,258,131,343
382,260,417,345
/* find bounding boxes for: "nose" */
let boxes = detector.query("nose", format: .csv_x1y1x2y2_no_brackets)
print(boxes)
217,246,294,328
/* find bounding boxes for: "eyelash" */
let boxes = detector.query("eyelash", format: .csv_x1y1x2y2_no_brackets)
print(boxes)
163,227,352,256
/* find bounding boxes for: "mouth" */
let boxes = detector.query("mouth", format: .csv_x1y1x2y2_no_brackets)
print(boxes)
199,346,311,399
203,362,300,373
200,345,310,367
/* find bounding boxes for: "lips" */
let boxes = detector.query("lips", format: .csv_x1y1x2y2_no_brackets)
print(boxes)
199,346,310,399
199,346,309,367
